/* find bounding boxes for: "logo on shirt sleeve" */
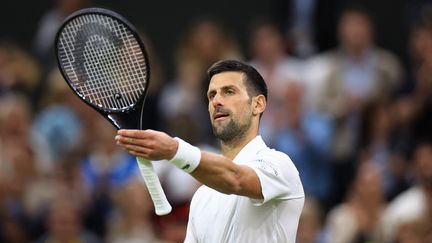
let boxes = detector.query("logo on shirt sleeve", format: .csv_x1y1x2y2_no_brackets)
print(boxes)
254,159,278,176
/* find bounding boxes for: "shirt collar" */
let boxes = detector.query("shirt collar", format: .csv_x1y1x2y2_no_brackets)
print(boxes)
233,136,267,164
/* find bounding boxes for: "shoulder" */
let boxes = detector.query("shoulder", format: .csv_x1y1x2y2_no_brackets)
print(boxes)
380,186,426,241
257,147,295,165
254,147,300,178
326,203,353,222
278,58,305,78
382,186,426,226
320,49,342,61
374,47,402,71
384,186,425,216
248,146,304,202
374,47,399,61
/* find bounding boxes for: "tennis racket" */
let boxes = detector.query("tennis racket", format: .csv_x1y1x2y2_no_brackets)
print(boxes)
55,7,172,215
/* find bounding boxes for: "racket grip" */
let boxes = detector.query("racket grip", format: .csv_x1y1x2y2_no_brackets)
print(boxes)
136,157,172,216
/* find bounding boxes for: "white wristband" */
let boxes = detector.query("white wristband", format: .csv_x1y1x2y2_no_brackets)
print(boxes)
169,137,201,173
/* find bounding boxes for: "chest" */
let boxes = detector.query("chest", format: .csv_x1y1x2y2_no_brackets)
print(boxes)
189,187,276,242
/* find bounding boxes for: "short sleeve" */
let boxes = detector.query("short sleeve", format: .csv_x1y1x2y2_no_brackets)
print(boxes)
184,220,197,243
246,151,304,206
184,193,198,243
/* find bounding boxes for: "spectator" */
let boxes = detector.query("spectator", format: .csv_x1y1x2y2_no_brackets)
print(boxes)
0,94,45,177
22,151,89,240
175,16,241,77
138,34,165,131
395,219,432,243
160,17,241,145
0,208,31,243
273,81,334,205
0,140,36,242
79,116,141,236
326,159,385,243
158,61,211,144
317,6,403,202
32,0,90,71
388,17,432,162
287,0,319,57
412,49,432,143
0,43,41,98
403,20,432,94
319,4,402,135
107,180,165,243
36,195,99,243
296,197,327,243
31,69,88,170
248,19,305,146
380,143,432,242
359,101,410,200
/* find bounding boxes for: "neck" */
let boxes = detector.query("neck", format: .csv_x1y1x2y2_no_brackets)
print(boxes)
343,45,370,59
220,126,258,160
261,53,284,69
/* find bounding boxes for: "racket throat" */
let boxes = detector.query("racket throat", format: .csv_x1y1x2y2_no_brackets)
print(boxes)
104,106,143,130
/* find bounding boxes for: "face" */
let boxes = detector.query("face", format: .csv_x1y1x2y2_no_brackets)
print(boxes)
190,21,223,62
251,25,284,62
353,161,383,199
339,12,373,52
207,72,255,142
48,201,80,241
414,145,432,188
410,27,432,63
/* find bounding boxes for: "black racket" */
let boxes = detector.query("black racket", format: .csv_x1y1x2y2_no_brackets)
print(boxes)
55,7,171,215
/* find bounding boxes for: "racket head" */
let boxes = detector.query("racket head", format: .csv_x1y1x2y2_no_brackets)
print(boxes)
55,7,150,129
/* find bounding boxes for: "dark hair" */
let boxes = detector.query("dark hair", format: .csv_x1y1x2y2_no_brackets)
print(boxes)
339,3,373,23
248,17,285,38
207,60,268,101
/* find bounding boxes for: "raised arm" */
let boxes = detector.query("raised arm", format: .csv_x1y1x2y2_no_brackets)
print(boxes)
115,129,263,199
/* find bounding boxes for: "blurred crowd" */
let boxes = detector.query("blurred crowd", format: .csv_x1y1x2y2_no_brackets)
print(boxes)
1,0,432,242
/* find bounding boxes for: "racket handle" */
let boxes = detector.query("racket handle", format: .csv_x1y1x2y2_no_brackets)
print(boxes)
136,157,172,216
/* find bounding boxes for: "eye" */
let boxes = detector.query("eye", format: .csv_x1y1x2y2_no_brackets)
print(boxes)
226,89,235,95
208,92,216,100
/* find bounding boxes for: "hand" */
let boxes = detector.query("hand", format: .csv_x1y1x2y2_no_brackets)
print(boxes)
115,129,178,161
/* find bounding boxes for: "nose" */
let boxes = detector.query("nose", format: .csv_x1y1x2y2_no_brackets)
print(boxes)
211,93,224,108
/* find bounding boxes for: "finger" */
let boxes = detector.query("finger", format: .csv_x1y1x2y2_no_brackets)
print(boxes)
118,129,153,139
115,135,148,147
129,150,149,159
116,137,148,148
120,143,153,156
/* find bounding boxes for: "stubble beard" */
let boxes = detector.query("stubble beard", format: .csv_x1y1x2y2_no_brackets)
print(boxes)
212,116,252,145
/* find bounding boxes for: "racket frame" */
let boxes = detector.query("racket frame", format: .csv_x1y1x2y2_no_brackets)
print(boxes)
54,8,172,216
55,7,151,129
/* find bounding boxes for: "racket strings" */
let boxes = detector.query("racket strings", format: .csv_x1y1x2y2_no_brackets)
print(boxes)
84,34,135,107
57,13,148,111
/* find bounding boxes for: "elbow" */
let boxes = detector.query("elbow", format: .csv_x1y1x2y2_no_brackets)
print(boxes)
219,173,244,195
212,171,242,195
219,184,242,195
203,163,260,197
227,180,243,195
221,179,262,199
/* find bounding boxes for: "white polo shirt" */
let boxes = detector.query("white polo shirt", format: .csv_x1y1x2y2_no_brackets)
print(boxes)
184,136,304,243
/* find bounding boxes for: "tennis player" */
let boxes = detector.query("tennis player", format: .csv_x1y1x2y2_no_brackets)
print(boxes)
115,60,305,242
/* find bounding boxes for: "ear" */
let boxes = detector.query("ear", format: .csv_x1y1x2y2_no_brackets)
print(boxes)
252,95,266,116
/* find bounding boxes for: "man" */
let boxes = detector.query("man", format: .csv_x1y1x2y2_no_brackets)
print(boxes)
380,143,432,242
115,60,305,242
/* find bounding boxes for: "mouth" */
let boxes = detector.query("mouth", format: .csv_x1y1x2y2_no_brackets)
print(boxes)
213,112,229,121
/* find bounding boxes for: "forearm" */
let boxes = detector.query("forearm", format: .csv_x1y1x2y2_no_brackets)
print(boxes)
191,151,241,194
115,130,262,199
190,151,262,199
